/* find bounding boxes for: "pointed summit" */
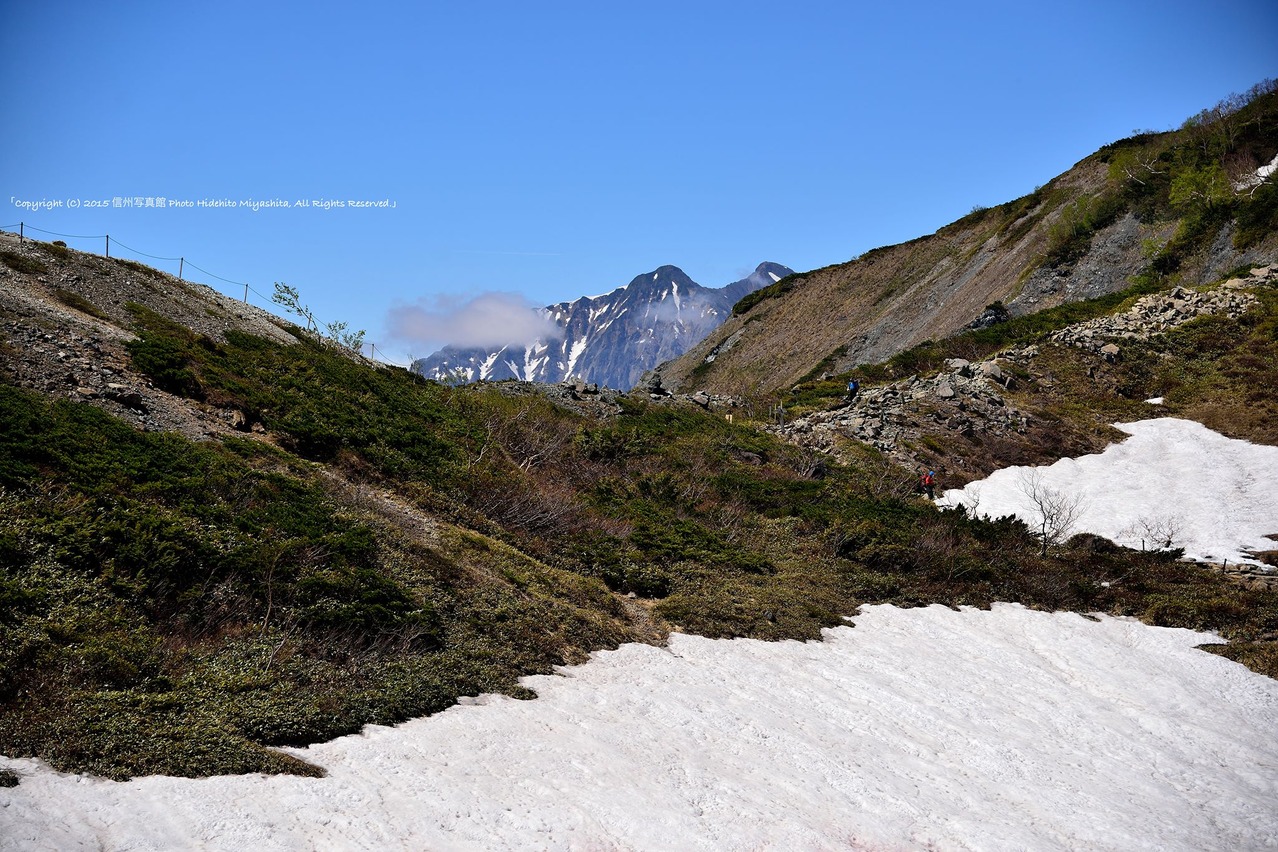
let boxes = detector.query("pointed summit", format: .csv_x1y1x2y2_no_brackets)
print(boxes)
413,261,793,389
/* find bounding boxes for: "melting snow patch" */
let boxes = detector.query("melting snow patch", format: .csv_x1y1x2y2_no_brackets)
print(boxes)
1235,152,1278,191
768,271,781,282
1144,396,1164,404
565,338,588,376
941,418,1278,564
2,604,1276,851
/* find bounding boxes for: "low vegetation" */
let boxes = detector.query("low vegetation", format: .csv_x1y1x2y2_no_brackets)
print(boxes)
0,251,47,276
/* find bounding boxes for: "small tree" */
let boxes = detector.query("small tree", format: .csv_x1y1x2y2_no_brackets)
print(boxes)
324,320,366,353
1107,147,1166,187
1120,514,1184,552
272,282,316,331
1169,163,1231,214
272,282,366,353
1018,469,1084,556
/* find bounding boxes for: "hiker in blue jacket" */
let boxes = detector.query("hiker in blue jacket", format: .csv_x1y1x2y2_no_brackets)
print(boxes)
846,379,859,402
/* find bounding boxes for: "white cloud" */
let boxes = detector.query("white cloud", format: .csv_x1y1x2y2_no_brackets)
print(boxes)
386,291,562,350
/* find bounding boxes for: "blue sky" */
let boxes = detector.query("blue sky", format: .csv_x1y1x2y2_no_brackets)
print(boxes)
3,0,1275,364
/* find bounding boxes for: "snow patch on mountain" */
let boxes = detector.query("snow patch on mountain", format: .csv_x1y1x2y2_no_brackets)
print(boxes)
940,418,1278,565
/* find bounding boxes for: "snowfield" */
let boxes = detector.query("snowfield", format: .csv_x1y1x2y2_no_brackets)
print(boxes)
3,605,1276,851
3,417,1277,850
940,418,1278,566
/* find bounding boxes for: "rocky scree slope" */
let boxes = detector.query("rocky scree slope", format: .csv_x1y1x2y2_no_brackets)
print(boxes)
0,232,316,438
773,268,1268,469
769,264,1278,586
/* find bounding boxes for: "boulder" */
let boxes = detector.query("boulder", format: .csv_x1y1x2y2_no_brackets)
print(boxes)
113,391,146,410
640,371,668,395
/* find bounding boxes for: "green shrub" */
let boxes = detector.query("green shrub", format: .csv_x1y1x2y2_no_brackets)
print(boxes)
0,251,46,275
52,288,108,319
40,241,71,261
1043,191,1126,268
732,273,806,316
1235,180,1278,249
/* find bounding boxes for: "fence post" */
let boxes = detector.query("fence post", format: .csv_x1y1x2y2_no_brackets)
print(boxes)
105,235,110,258
243,283,248,303
178,257,184,280
18,222,22,243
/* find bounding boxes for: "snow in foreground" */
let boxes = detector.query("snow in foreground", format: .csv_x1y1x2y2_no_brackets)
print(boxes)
3,603,1276,851
940,418,1278,565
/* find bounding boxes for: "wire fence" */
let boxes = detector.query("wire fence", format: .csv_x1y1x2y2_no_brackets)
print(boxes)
0,221,409,368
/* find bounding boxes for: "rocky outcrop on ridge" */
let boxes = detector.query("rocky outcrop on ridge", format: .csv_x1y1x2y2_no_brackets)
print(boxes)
770,267,1276,475
777,360,1024,460
1047,269,1268,355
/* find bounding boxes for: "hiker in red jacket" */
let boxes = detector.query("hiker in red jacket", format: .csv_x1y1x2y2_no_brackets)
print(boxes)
921,470,936,500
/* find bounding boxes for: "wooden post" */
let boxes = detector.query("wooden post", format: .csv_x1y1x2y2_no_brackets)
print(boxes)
18,222,22,243
243,283,248,303
178,257,184,280
105,235,110,257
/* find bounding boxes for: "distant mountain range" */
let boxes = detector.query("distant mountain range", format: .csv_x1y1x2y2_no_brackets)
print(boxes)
412,262,793,390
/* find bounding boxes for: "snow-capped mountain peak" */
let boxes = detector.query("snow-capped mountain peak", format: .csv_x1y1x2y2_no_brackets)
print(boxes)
413,262,793,389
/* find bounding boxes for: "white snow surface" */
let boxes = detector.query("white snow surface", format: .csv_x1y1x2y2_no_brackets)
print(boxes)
477,351,500,381
941,418,1278,565
4,603,1278,851
1236,151,1278,190
565,337,588,377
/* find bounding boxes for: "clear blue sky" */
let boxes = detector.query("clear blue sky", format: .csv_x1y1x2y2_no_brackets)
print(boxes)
3,0,1275,364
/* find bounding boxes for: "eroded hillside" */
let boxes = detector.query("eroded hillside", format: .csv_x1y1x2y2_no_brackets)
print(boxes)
658,86,1278,398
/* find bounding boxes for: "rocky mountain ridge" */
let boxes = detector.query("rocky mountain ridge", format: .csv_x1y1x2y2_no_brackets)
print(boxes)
656,89,1278,398
413,262,793,390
